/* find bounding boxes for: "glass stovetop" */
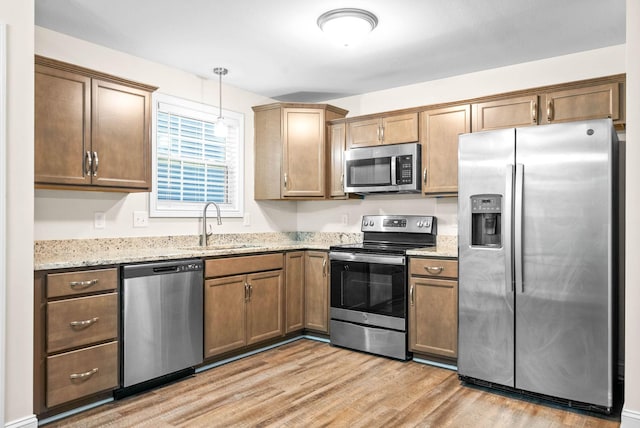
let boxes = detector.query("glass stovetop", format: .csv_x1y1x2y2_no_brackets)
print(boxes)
329,241,434,255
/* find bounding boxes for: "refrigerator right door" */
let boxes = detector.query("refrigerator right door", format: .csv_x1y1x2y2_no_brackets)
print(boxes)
514,119,614,408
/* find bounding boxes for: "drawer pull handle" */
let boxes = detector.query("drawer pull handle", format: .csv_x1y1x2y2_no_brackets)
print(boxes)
70,367,99,381
69,279,98,289
70,317,99,329
425,266,444,274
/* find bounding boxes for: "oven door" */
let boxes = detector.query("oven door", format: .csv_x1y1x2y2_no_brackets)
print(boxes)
329,252,407,327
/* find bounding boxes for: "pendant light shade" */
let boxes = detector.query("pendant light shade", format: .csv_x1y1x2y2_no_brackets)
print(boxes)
213,67,228,138
317,8,378,47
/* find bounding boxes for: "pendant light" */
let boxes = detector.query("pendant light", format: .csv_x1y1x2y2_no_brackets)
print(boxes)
213,67,228,138
317,8,378,47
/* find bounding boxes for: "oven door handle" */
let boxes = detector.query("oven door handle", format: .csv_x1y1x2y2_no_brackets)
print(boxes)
329,252,406,266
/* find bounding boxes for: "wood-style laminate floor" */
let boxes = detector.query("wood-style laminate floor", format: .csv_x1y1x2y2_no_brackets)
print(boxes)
45,339,620,428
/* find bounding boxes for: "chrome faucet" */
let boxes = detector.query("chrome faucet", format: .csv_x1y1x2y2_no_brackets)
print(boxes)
200,202,222,246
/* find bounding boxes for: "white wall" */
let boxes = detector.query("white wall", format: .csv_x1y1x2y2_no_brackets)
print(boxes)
622,0,640,426
34,27,298,240
1,0,35,426
297,45,626,235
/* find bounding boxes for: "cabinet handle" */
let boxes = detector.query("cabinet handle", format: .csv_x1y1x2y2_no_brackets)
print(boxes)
423,168,427,185
340,173,344,186
547,100,554,122
284,173,288,189
244,282,249,301
249,283,253,300
69,317,99,329
85,151,92,176
380,126,384,142
322,258,327,277
70,367,99,381
532,102,537,123
410,284,414,306
425,266,444,274
376,126,381,141
69,279,98,289
92,151,99,176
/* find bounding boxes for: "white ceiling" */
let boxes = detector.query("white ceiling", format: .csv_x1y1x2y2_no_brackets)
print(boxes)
35,0,626,102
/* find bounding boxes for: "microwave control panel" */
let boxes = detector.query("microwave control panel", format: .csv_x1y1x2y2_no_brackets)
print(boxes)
396,155,414,184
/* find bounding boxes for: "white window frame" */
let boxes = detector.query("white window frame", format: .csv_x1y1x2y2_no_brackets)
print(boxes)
150,93,244,218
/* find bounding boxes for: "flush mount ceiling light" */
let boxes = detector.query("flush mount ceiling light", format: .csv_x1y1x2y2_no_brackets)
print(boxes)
213,67,228,138
317,8,378,47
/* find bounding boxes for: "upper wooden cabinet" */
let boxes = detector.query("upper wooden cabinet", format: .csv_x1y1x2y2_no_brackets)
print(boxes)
328,121,347,198
472,77,624,132
34,56,157,192
346,112,418,148
420,104,471,196
253,103,348,200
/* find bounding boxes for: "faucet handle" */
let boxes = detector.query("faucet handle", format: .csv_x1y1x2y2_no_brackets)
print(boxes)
207,224,213,237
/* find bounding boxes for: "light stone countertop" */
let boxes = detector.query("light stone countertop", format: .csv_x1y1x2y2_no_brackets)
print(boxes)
34,232,458,271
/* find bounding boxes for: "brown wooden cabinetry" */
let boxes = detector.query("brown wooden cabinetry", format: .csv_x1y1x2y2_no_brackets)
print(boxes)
204,253,284,358
420,104,470,196
253,103,348,200
34,267,119,416
409,257,458,360
472,95,539,131
346,112,418,148
328,120,347,198
541,82,620,124
304,251,329,333
35,56,156,192
285,251,305,333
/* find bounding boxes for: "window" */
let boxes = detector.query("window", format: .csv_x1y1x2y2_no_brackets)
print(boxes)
150,93,244,218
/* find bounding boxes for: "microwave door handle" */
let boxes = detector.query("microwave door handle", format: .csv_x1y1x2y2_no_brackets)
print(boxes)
390,156,397,185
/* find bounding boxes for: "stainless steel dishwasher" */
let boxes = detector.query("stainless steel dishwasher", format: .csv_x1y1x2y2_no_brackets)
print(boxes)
119,259,203,394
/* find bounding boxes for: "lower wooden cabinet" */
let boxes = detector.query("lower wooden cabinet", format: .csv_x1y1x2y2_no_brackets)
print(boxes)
285,251,305,333
409,257,458,359
204,253,284,358
304,251,329,333
34,267,120,416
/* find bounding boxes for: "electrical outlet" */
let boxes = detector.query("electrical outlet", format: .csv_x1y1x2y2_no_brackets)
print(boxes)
243,212,251,227
133,211,149,228
94,212,106,229
341,213,349,225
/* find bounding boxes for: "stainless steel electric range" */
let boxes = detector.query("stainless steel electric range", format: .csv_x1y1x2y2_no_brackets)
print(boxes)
329,214,437,360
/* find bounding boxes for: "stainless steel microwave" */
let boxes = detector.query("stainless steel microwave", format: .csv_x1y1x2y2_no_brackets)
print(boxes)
344,143,422,194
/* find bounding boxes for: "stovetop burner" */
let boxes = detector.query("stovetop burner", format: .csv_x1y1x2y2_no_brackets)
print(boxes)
330,215,437,255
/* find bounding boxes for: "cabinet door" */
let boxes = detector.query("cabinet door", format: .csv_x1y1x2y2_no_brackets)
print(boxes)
420,104,471,195
204,275,247,357
409,277,458,358
472,95,538,131
35,65,91,186
285,252,305,333
91,79,151,189
282,108,326,197
347,118,381,148
542,82,619,124
329,122,347,198
246,270,284,344
382,113,419,145
304,251,329,333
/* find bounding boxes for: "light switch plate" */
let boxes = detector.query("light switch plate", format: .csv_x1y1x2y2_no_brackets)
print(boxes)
243,212,251,227
133,211,149,228
94,212,106,229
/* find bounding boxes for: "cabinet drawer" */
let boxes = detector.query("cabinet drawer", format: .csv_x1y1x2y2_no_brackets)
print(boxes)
410,258,458,279
47,268,118,298
205,253,284,278
47,293,118,353
46,341,118,408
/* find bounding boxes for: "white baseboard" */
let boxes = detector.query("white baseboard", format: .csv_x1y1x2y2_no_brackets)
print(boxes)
622,407,640,428
5,415,37,428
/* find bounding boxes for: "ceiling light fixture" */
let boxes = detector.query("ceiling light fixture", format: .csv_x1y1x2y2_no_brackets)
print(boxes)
213,67,228,138
317,8,378,47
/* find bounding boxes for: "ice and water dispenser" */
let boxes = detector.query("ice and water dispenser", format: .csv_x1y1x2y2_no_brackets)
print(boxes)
471,195,502,247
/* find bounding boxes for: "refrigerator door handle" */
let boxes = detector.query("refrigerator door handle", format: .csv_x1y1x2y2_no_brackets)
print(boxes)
505,165,515,293
514,163,524,293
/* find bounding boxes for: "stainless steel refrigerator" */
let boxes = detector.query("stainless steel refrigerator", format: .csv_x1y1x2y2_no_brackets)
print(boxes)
457,118,617,412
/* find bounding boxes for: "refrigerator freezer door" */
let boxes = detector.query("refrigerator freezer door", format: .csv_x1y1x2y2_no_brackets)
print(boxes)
515,120,614,407
458,128,516,387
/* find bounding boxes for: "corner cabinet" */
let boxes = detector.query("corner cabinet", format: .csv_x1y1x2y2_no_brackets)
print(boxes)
346,112,418,148
409,257,458,361
204,254,284,358
304,251,329,334
34,267,120,417
420,104,470,196
253,103,348,200
35,56,157,192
